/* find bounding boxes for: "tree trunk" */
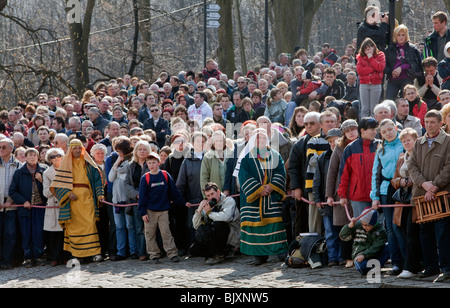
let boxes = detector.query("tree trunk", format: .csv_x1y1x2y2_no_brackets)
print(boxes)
137,0,153,80
234,0,247,74
395,0,403,25
128,0,139,76
270,0,325,58
0,0,6,12
66,0,95,96
443,0,450,15
216,0,235,77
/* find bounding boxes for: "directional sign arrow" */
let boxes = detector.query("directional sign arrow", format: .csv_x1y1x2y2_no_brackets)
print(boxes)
207,3,220,12
206,20,220,28
207,12,221,20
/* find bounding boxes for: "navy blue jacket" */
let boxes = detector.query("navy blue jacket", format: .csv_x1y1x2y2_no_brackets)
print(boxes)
138,170,185,216
9,163,48,217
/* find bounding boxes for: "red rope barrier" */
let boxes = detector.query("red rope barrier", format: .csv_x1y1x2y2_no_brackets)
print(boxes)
0,204,59,209
0,193,415,222
296,196,414,222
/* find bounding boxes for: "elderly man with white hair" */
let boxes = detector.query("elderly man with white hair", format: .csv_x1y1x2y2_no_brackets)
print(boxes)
287,111,322,236
12,132,25,150
0,136,22,269
53,133,69,153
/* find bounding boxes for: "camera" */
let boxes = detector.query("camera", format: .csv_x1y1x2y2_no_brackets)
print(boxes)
208,198,218,207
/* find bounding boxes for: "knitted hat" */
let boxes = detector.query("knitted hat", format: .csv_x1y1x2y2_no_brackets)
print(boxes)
186,81,197,90
445,42,450,58
340,119,358,132
360,208,378,226
302,70,312,80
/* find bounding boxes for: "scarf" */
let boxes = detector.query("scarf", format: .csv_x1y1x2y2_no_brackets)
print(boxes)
233,128,271,178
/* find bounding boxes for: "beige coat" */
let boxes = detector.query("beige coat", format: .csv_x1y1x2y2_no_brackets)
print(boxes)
200,148,230,197
192,193,240,249
43,165,63,232
409,129,450,200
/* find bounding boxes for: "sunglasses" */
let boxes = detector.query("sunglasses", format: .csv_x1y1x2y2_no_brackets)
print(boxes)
0,145,10,150
304,122,318,126
49,154,62,160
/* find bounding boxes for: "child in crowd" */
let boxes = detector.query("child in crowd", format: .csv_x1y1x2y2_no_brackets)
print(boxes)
138,152,186,263
264,88,288,124
339,208,389,275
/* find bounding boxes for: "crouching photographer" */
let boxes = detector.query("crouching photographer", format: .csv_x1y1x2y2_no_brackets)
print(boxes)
190,182,240,265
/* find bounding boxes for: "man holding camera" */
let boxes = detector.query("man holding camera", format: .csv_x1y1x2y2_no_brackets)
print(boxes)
356,5,390,54
191,182,240,265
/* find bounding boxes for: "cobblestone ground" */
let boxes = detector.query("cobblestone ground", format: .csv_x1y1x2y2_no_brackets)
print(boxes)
0,254,448,289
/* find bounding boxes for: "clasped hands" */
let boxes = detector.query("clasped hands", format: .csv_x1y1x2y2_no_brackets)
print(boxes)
422,181,439,202
260,184,273,197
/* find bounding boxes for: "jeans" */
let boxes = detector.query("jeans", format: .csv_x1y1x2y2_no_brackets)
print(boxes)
359,84,382,118
355,243,391,275
0,210,17,266
350,200,371,218
380,195,405,268
420,217,450,274
385,78,412,101
322,215,340,262
131,204,146,257
114,206,137,257
284,101,298,127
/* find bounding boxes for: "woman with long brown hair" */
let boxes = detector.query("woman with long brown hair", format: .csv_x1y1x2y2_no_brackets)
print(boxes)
356,37,386,117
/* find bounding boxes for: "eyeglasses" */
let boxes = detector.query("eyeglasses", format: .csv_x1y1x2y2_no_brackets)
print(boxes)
150,109,159,112
304,122,318,126
0,145,10,150
49,154,62,160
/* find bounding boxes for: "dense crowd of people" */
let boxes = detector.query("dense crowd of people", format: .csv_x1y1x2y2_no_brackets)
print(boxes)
1,6,450,283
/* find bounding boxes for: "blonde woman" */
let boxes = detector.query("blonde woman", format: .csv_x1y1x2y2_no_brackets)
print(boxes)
385,24,424,100
124,140,151,261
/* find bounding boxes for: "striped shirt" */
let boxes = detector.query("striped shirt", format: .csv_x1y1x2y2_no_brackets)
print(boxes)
304,132,330,193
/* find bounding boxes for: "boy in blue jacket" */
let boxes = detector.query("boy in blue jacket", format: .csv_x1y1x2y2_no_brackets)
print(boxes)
138,152,186,263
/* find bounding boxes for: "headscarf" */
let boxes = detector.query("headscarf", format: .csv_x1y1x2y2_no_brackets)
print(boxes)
50,139,100,196
233,128,272,178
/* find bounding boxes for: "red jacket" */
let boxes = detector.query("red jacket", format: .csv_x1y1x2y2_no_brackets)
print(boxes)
411,100,427,127
338,138,380,202
299,80,322,95
356,52,386,85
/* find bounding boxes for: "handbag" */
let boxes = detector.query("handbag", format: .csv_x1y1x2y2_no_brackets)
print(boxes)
392,187,411,203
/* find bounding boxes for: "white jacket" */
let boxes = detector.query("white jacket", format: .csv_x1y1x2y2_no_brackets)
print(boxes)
43,165,63,232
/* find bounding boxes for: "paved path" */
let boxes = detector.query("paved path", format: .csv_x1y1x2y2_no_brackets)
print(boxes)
0,254,448,289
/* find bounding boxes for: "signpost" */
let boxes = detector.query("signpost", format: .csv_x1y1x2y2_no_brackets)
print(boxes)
204,2,221,66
